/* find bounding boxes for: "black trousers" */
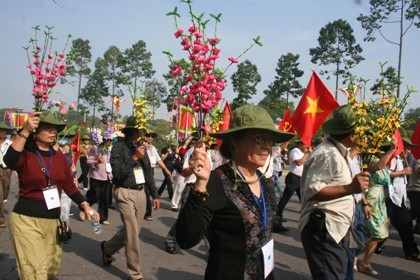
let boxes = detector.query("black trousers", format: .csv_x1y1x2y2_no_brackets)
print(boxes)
386,198,419,257
78,157,90,188
301,223,349,280
158,170,174,200
86,178,112,222
277,172,301,217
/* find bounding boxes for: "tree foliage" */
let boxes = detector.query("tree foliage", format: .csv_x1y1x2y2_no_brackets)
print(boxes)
309,19,364,96
65,38,92,112
230,59,261,110
121,40,156,101
144,78,167,119
102,46,124,119
357,0,420,97
263,53,304,111
80,58,110,127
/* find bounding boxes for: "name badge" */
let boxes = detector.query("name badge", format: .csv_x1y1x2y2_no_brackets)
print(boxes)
106,163,112,173
134,168,145,184
42,185,61,210
261,239,274,278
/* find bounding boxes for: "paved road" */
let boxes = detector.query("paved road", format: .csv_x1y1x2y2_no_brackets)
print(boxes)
1,170,420,280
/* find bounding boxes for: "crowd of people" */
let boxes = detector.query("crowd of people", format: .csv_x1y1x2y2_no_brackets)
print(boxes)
0,104,420,279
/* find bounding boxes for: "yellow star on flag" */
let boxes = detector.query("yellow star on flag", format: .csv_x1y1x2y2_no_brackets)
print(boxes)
304,96,324,119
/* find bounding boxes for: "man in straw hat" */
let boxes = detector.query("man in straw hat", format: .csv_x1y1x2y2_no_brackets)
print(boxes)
387,137,420,261
100,116,160,280
175,104,295,279
299,105,370,279
0,121,13,228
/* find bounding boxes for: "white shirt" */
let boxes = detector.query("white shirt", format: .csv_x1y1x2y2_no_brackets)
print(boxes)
0,139,12,168
289,147,305,177
389,156,409,208
183,147,212,184
146,144,162,168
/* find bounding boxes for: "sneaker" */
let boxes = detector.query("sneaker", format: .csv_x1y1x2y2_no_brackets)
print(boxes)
101,221,110,225
165,243,177,254
3,199,7,203
358,261,379,276
406,253,420,262
83,187,89,191
171,208,179,212
144,216,154,221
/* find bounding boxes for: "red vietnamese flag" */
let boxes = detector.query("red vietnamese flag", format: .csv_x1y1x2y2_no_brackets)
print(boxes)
278,107,295,133
291,71,339,146
393,129,404,158
71,129,81,166
411,121,420,159
216,101,232,146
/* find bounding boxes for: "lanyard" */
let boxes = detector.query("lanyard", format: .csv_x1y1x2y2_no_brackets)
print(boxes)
35,148,53,186
236,167,268,231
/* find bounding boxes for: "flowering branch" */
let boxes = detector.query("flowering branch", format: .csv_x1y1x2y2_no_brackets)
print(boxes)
165,1,261,138
24,25,71,111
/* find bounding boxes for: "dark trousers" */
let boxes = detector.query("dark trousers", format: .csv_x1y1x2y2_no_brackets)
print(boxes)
158,170,174,200
86,178,112,222
78,157,90,188
145,168,155,217
301,223,349,280
408,191,420,220
277,172,301,218
386,198,419,258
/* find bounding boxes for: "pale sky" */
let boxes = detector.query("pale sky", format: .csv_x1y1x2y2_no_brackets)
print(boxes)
1,0,419,120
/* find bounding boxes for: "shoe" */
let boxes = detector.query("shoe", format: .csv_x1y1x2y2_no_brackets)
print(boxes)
69,212,74,217
358,261,378,276
0,222,6,228
79,211,86,221
101,221,110,225
273,223,289,233
144,216,154,221
406,253,420,262
171,208,179,212
109,204,116,210
101,241,113,266
3,199,7,203
165,243,177,254
83,187,89,191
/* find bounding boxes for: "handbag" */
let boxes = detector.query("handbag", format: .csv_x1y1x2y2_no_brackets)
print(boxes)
57,219,72,243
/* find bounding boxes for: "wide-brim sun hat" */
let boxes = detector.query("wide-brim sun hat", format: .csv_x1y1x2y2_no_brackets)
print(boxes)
322,104,355,135
403,137,418,149
40,111,66,133
0,121,12,133
210,104,296,143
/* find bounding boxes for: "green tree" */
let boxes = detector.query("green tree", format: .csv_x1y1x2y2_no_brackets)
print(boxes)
102,46,124,120
357,0,420,97
121,40,156,101
144,78,167,119
230,60,261,110
80,59,110,127
65,38,92,112
402,107,420,136
309,19,365,98
259,53,304,119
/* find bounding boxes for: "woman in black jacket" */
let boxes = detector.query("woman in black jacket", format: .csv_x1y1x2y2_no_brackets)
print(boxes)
176,105,295,280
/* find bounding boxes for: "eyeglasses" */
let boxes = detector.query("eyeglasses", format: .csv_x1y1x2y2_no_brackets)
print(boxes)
253,133,275,146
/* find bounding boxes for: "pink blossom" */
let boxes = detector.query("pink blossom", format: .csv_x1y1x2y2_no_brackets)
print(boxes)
171,65,182,76
228,57,239,63
188,25,198,33
174,29,184,38
202,124,212,133
69,102,77,109
209,38,219,45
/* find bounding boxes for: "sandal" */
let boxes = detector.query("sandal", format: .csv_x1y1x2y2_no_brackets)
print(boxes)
101,241,113,266
358,261,378,276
